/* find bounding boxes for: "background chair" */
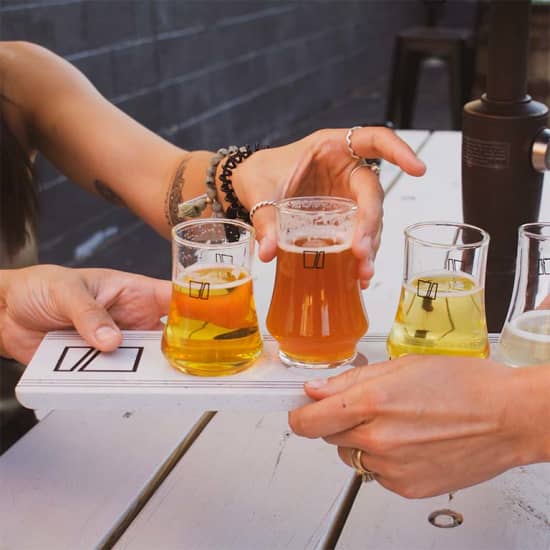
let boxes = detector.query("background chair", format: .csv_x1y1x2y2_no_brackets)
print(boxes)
385,0,482,130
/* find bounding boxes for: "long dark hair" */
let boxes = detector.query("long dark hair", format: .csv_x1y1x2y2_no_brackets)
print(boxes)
0,97,37,259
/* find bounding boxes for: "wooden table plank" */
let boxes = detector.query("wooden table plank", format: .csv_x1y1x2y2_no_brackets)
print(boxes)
115,411,356,550
337,134,550,549
337,465,550,549
0,410,209,549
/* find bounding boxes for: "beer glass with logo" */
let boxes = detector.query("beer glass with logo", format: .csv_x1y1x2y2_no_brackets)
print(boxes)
387,221,490,359
162,219,262,376
266,197,368,368
499,223,550,366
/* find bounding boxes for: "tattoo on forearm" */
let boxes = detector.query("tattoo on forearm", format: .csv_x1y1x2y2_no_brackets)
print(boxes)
165,156,188,226
94,180,126,207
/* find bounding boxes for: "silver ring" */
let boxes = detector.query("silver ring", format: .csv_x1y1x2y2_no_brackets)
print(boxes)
346,126,363,160
350,160,381,179
346,127,381,177
249,200,277,221
350,448,376,483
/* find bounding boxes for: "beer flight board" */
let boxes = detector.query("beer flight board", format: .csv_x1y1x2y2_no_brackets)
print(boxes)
16,330,500,411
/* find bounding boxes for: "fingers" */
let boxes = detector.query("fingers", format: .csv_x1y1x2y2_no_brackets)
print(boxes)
338,446,384,479
56,277,122,352
289,364,398,438
351,127,426,176
349,165,384,285
251,205,278,262
304,360,399,399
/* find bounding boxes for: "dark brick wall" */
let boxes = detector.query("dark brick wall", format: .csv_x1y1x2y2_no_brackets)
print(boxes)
1,0,423,278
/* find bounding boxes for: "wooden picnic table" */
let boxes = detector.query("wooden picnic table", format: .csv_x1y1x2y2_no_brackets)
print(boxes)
1,130,549,550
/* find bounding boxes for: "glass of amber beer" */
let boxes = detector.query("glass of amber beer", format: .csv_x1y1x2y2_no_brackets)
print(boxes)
161,219,262,376
387,221,490,359
266,197,368,368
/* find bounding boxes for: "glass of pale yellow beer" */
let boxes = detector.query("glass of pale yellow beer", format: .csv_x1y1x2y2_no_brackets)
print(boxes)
161,219,262,376
266,197,368,368
499,223,550,366
387,221,490,359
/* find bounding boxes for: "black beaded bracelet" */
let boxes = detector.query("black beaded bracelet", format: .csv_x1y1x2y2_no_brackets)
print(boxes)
219,145,254,224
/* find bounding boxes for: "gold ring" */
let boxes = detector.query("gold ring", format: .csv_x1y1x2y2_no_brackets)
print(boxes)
350,448,376,482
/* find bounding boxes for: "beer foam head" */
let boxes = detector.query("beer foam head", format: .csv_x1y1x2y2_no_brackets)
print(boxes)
278,231,352,253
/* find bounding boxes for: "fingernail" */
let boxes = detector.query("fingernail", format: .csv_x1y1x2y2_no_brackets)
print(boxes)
95,326,119,342
306,378,328,389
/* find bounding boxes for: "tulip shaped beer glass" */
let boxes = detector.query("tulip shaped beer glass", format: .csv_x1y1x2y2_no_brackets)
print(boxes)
387,222,490,359
499,223,550,366
162,219,262,376
266,197,368,368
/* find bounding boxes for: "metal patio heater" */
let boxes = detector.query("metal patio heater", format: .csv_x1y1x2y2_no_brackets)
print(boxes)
462,0,550,331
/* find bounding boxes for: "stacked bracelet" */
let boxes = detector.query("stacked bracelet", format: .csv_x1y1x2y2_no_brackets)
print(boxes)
219,145,254,223
176,145,254,223
177,147,235,220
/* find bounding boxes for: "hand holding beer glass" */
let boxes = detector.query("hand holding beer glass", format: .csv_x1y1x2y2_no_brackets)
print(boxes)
387,222,490,359
266,197,368,368
499,222,550,366
162,219,262,376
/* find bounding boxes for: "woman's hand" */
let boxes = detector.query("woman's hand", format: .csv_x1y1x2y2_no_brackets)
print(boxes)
0,265,170,364
232,127,426,287
289,355,550,498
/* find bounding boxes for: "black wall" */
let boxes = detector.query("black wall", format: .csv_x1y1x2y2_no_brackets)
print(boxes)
1,0,422,278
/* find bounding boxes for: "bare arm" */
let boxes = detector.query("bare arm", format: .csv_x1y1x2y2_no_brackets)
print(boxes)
0,41,210,238
0,41,426,278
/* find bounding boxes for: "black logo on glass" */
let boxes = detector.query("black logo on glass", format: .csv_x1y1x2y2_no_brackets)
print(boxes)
189,280,210,299
446,258,463,271
303,250,325,269
417,279,438,300
215,253,233,264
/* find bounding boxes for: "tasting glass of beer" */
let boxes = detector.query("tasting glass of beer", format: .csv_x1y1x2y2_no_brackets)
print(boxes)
387,221,490,359
266,196,368,368
499,223,550,366
161,219,262,376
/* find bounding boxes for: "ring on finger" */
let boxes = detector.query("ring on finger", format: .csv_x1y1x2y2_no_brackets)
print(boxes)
249,200,277,221
346,126,382,177
349,160,381,180
350,447,376,483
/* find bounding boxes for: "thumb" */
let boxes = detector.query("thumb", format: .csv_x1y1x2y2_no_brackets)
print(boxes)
251,205,278,262
304,360,401,399
56,279,122,352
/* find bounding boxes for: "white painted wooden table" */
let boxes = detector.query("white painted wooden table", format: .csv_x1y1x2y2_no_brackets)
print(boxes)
1,131,549,550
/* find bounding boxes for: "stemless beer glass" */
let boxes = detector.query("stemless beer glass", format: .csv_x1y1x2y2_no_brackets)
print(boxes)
162,219,262,376
266,197,368,368
387,221,490,359
499,223,550,366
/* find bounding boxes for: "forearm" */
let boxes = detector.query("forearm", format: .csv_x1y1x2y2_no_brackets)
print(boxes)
512,364,550,464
